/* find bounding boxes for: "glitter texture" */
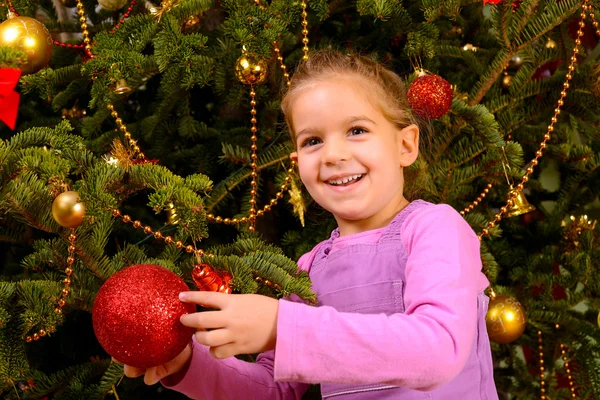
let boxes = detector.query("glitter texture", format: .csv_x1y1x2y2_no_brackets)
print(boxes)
407,74,453,120
92,264,196,368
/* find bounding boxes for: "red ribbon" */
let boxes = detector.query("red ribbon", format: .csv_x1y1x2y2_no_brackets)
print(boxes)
483,0,502,4
0,68,21,130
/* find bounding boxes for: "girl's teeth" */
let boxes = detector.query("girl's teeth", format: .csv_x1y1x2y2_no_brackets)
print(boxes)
329,174,362,186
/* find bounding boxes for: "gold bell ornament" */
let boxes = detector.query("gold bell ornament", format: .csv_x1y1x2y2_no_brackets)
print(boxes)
485,293,527,344
0,16,53,75
52,191,86,228
235,53,268,85
114,79,132,94
505,187,535,218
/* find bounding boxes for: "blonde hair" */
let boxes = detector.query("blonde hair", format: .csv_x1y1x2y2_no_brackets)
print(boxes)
281,49,419,138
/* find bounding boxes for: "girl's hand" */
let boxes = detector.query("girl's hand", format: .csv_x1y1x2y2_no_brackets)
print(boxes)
114,343,193,385
179,291,279,359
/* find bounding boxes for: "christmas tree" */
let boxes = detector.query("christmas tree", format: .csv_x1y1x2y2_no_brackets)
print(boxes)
1,0,600,398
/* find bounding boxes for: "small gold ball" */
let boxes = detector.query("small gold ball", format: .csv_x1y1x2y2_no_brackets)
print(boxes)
39,329,46,337
52,191,86,228
501,75,513,89
132,220,142,228
234,53,268,85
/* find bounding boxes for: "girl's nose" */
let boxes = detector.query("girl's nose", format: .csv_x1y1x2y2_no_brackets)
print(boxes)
322,138,351,165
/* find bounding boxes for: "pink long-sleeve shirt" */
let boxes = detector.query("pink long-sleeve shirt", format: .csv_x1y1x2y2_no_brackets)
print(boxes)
163,200,498,399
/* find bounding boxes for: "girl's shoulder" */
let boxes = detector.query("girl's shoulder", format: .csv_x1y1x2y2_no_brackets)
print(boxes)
397,200,479,244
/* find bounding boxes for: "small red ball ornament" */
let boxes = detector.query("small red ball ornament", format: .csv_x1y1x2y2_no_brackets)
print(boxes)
92,264,195,368
407,73,453,119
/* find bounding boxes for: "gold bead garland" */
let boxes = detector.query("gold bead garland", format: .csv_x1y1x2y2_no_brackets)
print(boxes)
538,330,547,399
560,343,577,398
588,7,600,37
248,88,259,232
25,231,77,342
300,1,309,61
460,183,493,216
477,3,590,241
107,104,146,161
75,0,93,57
274,43,291,87
538,325,578,399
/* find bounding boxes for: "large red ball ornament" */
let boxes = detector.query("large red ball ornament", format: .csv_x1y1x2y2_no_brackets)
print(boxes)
92,264,196,368
407,74,453,119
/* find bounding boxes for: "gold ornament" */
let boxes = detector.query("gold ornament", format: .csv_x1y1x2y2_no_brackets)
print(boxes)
52,191,86,228
114,78,132,94
98,0,128,11
0,16,53,75
60,0,78,7
61,105,87,119
501,74,513,89
182,15,201,32
235,53,268,85
562,214,597,250
509,55,523,69
288,179,305,227
149,0,180,21
462,43,478,52
486,294,526,344
545,38,557,49
505,188,535,217
167,202,180,225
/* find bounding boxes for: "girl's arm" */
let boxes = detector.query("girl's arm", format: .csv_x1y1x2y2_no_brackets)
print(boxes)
161,340,308,399
274,205,485,391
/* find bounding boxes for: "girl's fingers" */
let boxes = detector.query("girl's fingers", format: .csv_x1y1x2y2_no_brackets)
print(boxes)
194,327,232,348
209,343,237,360
179,291,230,309
180,310,224,330
123,364,145,378
143,366,159,385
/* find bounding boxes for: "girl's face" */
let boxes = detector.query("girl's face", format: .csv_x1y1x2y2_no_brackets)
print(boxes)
289,78,419,236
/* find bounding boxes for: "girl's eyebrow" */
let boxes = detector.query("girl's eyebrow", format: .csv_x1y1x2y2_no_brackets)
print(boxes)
343,115,377,125
296,127,319,139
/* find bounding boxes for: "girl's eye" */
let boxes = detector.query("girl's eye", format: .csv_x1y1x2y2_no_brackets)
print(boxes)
349,127,367,136
300,137,322,148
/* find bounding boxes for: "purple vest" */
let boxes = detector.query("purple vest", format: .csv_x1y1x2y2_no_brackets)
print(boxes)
306,205,499,399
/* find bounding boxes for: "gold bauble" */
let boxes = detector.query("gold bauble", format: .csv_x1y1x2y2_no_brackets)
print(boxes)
234,54,268,85
98,0,128,11
486,294,527,344
545,38,557,49
0,16,53,75
502,74,513,89
52,191,86,228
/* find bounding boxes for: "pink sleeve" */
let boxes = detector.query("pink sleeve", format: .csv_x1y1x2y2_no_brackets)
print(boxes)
162,337,308,399
274,205,483,391
160,249,320,399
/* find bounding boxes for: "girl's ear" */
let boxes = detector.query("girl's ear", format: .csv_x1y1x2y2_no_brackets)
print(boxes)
290,151,298,163
398,124,419,167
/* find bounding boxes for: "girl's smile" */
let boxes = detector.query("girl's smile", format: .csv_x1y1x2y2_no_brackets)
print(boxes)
289,78,419,236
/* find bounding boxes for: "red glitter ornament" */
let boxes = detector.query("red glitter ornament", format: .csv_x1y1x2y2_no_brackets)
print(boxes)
92,264,195,368
407,74,453,119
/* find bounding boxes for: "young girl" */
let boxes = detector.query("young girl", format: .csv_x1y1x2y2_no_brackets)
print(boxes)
120,50,498,399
